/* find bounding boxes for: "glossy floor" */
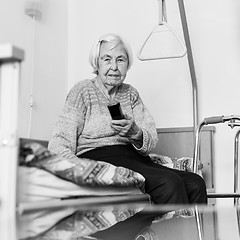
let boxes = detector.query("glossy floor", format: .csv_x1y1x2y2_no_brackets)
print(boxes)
1,197,240,240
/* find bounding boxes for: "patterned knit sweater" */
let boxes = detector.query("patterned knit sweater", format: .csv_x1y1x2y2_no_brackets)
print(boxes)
48,78,158,158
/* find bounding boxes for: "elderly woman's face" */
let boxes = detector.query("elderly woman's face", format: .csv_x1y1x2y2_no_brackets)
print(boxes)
98,41,129,89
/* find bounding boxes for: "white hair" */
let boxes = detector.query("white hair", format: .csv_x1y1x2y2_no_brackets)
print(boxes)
89,34,133,75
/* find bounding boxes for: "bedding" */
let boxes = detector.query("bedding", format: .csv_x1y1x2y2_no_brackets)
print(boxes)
18,141,203,203
17,166,143,202
19,142,145,188
18,142,145,202
149,153,204,177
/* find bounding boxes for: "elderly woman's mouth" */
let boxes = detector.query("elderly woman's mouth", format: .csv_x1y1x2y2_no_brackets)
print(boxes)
108,74,120,77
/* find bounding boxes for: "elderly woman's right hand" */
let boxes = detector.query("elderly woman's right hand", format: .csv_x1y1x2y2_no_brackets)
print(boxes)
110,115,143,148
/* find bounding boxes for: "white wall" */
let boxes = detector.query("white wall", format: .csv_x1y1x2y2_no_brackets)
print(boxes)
30,0,68,140
0,0,34,137
68,0,240,195
0,0,68,141
68,0,193,127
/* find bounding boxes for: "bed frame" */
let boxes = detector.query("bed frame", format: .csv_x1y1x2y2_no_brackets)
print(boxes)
20,138,49,148
151,126,215,193
0,44,25,239
0,45,24,222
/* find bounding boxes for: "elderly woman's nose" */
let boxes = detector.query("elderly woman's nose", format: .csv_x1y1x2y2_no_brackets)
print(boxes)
110,60,118,70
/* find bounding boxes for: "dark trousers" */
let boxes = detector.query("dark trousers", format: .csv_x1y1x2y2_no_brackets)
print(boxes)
79,145,207,204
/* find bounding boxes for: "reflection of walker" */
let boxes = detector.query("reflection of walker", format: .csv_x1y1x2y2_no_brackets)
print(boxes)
193,115,240,205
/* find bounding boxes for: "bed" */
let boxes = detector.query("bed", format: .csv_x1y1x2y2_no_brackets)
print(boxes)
18,138,144,203
17,137,204,206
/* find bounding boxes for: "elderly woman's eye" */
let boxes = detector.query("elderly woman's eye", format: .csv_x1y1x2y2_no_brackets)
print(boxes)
104,58,111,62
117,58,126,63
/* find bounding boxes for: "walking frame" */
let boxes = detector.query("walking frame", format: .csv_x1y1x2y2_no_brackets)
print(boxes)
192,116,240,240
193,115,240,205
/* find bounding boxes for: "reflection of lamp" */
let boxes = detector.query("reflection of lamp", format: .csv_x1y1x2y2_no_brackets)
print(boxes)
138,0,198,129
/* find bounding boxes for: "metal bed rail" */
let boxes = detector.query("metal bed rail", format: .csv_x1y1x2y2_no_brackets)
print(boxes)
0,44,24,240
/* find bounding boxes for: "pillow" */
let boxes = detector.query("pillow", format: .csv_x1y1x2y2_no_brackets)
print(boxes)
17,166,142,203
149,153,203,177
19,142,145,191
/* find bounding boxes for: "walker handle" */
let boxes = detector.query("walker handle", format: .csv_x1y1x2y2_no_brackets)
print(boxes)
203,116,224,125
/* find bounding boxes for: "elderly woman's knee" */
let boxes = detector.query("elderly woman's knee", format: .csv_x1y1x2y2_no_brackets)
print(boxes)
192,173,206,189
148,178,189,204
148,174,185,195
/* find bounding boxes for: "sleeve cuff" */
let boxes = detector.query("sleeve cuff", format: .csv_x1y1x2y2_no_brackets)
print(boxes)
132,129,149,154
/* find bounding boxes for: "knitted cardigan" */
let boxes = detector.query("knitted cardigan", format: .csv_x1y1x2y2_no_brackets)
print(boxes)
48,78,158,158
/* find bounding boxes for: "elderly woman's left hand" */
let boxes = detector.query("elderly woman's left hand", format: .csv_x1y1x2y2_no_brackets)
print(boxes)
110,115,143,141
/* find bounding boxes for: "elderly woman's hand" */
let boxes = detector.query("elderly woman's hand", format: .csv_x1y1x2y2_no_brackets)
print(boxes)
110,115,143,147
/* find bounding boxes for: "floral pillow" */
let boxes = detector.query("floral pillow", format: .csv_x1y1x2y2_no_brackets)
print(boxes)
149,153,203,177
19,142,145,192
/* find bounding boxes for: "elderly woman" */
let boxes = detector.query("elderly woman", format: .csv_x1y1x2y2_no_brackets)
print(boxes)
48,33,207,204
